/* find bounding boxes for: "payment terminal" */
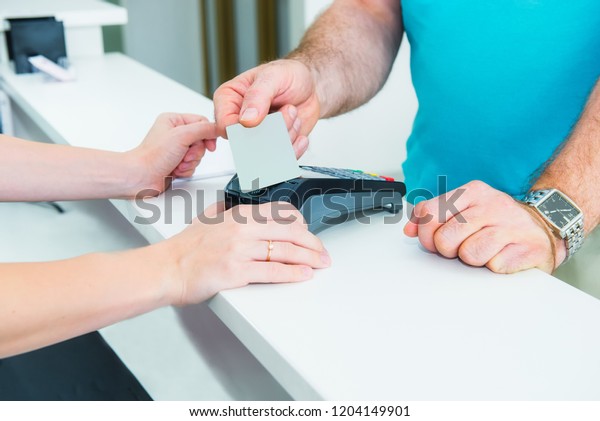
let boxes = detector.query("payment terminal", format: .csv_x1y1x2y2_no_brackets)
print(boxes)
224,166,406,233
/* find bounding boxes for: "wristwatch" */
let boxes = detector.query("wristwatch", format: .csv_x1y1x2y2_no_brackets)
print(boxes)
522,189,585,260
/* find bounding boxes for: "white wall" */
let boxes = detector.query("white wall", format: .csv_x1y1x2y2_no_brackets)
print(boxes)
233,0,259,73
299,0,417,179
120,0,205,94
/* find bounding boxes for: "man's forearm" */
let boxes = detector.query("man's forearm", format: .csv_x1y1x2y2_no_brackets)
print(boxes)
0,243,175,358
288,0,403,118
0,135,142,201
532,79,600,234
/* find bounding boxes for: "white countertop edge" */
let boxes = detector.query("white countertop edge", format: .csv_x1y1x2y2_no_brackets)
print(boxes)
208,293,324,400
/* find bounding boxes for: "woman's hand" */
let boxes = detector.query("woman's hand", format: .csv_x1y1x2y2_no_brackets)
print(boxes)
126,113,218,196
160,202,331,306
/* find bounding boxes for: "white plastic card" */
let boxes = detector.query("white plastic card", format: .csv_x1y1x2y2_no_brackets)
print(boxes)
226,112,300,191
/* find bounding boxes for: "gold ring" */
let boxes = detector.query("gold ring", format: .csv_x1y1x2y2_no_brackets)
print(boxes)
266,240,274,262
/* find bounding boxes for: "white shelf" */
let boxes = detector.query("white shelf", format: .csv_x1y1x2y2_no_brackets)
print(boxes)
0,0,127,31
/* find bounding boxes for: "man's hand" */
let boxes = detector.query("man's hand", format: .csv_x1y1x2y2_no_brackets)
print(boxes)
213,59,320,158
403,181,567,274
126,113,218,195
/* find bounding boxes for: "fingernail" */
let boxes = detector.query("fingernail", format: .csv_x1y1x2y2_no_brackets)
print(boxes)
294,138,309,159
240,108,258,122
302,267,313,280
321,251,331,266
293,118,302,133
298,136,308,149
288,106,298,120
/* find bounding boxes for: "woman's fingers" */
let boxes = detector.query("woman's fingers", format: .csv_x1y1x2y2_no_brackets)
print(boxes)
252,240,331,268
244,262,314,283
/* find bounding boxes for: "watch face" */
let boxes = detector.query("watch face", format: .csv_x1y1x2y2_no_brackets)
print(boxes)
538,192,581,229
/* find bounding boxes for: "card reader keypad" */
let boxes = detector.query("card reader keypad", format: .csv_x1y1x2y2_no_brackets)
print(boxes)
300,166,395,182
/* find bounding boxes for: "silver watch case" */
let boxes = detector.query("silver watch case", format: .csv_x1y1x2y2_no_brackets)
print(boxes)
523,189,585,260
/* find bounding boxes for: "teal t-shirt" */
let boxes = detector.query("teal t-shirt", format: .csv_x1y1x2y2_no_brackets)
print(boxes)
401,0,600,202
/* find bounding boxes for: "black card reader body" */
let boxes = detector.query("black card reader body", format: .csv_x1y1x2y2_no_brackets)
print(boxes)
224,166,406,233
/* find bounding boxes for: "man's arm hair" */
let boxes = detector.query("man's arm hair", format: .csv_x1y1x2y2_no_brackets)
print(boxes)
532,78,600,234
288,0,404,119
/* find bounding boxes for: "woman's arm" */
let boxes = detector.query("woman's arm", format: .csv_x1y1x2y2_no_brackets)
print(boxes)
0,203,330,358
0,113,218,201
0,244,174,357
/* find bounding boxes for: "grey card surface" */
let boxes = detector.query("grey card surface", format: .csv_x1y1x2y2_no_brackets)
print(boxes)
226,112,301,191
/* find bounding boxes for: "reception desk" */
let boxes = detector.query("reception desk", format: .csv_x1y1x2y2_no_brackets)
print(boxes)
3,53,600,400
